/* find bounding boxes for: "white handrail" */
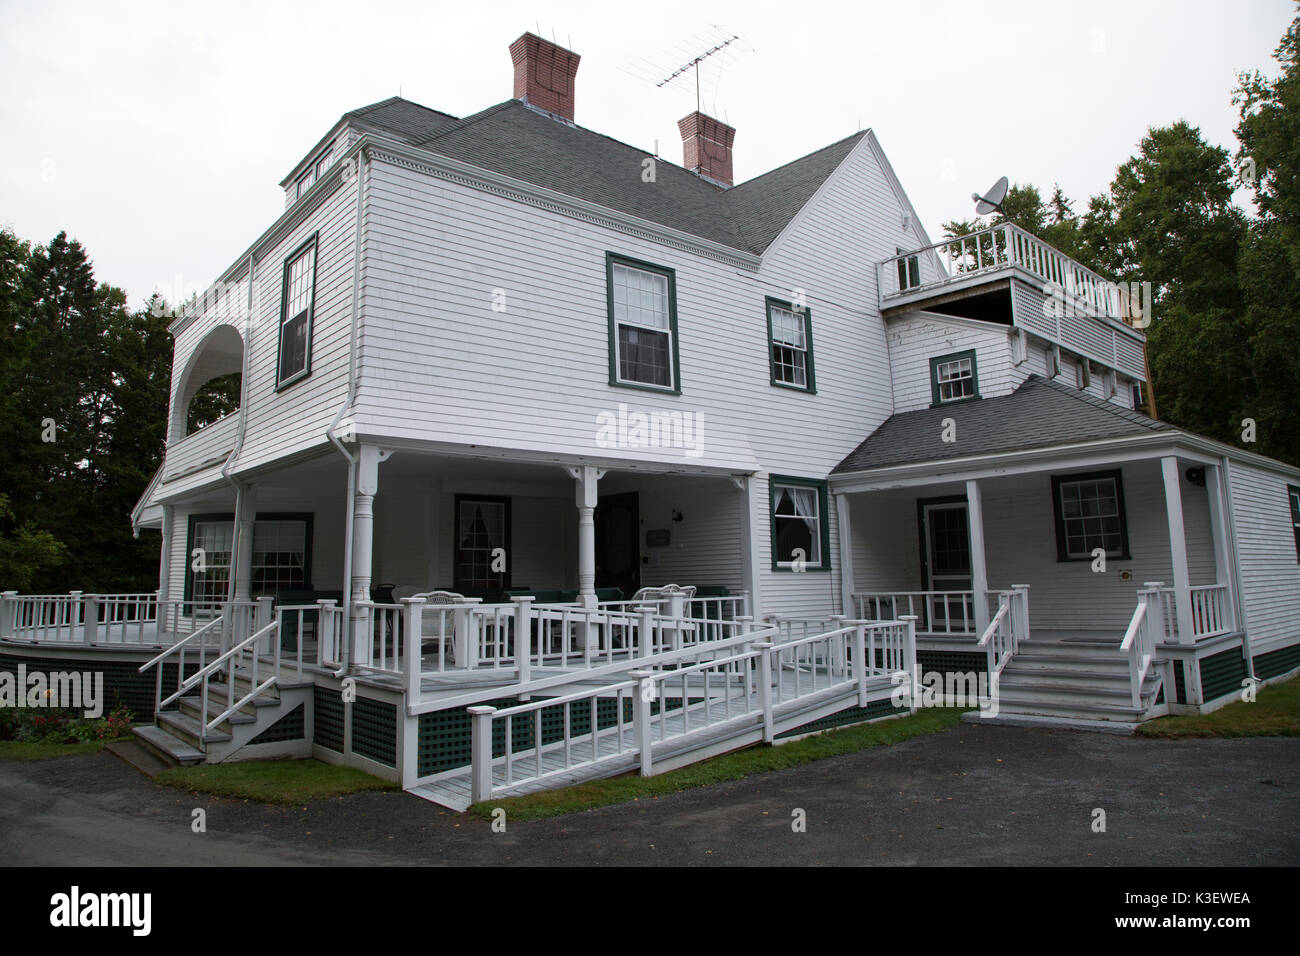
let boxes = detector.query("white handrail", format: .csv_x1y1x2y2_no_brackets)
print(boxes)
464,617,920,803
1121,590,1159,710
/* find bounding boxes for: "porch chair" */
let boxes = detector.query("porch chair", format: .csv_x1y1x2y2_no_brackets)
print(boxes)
411,590,470,666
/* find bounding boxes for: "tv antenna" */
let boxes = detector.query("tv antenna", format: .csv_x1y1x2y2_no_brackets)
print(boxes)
657,34,740,114
972,176,1009,215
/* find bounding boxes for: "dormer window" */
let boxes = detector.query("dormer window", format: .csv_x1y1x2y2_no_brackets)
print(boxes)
294,144,336,199
929,350,979,405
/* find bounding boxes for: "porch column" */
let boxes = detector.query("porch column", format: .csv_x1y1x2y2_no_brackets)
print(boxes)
737,474,763,618
158,504,175,605
232,484,257,602
834,492,855,618
966,479,990,635
1204,463,1238,632
570,465,602,609
351,445,385,605
1160,456,1195,644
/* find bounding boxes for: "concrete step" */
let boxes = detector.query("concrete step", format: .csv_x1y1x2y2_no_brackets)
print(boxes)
994,695,1148,720
133,724,206,767
105,739,171,777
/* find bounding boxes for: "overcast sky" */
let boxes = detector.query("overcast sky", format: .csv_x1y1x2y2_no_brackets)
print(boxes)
1,0,1294,309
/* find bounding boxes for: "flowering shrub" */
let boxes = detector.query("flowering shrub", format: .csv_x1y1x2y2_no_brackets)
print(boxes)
0,704,135,744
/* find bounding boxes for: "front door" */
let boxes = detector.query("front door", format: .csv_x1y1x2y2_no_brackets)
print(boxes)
921,501,972,632
594,492,639,600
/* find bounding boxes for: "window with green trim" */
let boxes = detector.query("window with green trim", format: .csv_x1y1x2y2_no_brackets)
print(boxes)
930,350,979,405
767,297,815,392
1051,470,1130,561
184,513,313,602
1288,484,1300,563
277,235,318,388
606,253,679,392
770,477,830,571
895,247,920,291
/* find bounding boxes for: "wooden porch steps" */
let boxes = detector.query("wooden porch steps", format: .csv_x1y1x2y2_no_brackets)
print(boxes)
989,636,1166,725
133,663,310,768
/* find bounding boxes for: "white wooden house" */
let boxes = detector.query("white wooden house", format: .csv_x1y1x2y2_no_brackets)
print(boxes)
3,32,1298,808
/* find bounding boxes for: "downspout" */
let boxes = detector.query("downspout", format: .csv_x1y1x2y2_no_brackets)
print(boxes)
1220,456,1255,680
222,250,257,603
326,144,369,676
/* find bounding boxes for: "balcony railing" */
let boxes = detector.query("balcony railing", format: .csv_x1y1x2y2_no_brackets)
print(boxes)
878,223,1138,324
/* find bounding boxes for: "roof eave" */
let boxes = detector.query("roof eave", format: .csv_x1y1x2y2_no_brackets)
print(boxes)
830,428,1300,492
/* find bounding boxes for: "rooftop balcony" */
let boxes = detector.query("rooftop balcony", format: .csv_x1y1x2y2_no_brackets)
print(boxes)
877,223,1149,380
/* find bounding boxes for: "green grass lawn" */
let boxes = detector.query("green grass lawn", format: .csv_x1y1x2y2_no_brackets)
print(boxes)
1137,674,1299,738
155,758,398,804
0,740,112,760
469,706,966,821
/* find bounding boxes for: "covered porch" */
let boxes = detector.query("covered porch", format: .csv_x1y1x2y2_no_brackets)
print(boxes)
836,451,1237,646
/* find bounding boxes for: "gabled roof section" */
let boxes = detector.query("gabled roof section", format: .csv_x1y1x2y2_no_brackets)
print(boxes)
341,97,866,255
832,375,1176,474
725,131,867,252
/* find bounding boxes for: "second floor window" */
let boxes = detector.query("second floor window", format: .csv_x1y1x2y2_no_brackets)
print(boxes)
767,298,816,392
895,247,920,291
607,254,679,392
278,236,317,387
1288,485,1300,562
930,350,979,405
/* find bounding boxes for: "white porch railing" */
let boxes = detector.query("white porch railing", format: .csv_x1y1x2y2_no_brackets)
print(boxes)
978,588,1029,690
1122,587,1164,710
1189,585,1231,638
465,617,918,803
877,222,1132,321
0,590,235,645
852,591,979,636
1146,583,1232,641
379,597,760,701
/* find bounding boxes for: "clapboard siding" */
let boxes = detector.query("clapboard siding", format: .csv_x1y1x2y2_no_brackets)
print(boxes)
636,478,744,593
237,179,357,473
158,173,358,499
848,491,923,592
356,137,917,618
885,314,1018,413
1230,462,1300,655
162,414,239,481
357,140,897,471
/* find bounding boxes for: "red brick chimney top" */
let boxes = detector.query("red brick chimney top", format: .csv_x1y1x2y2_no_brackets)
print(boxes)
678,111,736,187
510,32,581,122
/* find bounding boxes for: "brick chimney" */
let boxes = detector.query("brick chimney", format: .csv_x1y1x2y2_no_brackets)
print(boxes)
510,32,580,122
678,111,736,187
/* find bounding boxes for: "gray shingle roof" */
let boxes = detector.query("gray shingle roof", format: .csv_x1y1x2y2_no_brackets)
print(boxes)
346,97,866,255
832,375,1176,475
344,97,459,144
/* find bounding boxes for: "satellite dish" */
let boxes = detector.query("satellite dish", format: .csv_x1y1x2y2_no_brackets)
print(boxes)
972,176,1009,215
